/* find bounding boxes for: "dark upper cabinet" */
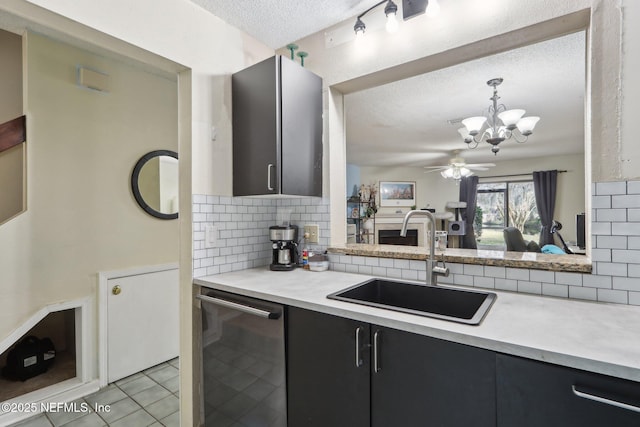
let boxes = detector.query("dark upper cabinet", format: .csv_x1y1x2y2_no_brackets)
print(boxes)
286,307,496,427
232,56,322,197
497,354,640,427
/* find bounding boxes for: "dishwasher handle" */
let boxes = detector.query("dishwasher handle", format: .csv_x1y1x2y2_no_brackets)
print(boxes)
197,294,282,319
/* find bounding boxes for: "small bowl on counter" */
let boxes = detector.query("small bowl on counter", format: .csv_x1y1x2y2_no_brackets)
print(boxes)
308,254,329,272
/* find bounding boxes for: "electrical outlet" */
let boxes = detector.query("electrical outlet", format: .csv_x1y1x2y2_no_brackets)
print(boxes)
205,224,218,248
304,224,319,243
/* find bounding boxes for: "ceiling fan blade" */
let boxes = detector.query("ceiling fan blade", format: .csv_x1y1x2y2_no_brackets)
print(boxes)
424,169,445,174
465,163,496,168
423,166,448,170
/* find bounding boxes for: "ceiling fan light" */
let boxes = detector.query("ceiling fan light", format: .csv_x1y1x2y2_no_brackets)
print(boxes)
460,167,473,177
498,109,525,129
516,116,540,135
441,168,454,178
462,116,486,135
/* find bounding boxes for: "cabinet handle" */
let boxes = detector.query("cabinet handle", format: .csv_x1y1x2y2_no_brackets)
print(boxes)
196,294,280,319
572,385,640,413
267,163,275,191
355,327,363,367
373,330,381,373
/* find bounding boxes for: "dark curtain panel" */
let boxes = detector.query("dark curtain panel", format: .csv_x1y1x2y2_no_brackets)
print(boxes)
459,176,479,249
533,170,558,246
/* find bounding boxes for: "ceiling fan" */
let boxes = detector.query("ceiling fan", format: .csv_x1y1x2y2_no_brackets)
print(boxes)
424,152,495,180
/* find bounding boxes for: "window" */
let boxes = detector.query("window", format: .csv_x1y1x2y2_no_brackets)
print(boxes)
475,181,541,247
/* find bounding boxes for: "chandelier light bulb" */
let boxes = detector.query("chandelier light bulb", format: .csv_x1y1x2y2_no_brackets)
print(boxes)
462,116,487,135
386,13,399,33
498,109,525,130
425,0,441,17
516,116,540,135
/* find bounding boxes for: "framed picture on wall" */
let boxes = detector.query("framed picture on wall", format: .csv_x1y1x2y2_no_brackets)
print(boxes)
379,181,416,207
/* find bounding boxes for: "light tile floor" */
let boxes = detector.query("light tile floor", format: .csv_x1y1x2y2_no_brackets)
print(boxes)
9,358,179,427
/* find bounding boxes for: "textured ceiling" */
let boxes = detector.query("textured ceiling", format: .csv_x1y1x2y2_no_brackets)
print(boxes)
190,0,378,49
345,31,586,168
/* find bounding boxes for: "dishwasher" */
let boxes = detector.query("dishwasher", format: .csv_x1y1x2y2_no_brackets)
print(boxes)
198,289,286,427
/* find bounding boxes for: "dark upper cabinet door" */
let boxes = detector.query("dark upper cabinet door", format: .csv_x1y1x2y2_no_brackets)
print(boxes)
497,354,640,427
232,56,322,197
232,56,279,196
286,307,370,427
280,56,322,197
371,326,497,427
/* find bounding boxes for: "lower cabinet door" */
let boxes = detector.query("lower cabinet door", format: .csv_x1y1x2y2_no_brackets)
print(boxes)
286,307,370,427
497,354,640,427
371,326,497,427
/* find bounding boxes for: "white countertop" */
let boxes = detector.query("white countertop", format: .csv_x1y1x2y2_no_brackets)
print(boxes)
194,267,640,382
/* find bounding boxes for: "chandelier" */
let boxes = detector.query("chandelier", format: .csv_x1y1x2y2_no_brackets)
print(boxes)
458,78,540,155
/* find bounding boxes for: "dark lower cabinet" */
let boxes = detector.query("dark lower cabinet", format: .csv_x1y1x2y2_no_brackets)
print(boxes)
287,307,496,427
371,326,496,427
287,307,370,427
497,354,640,426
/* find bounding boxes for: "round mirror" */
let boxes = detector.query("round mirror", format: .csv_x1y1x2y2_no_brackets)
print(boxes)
131,150,179,219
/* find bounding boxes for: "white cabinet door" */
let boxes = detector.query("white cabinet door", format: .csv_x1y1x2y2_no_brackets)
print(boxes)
106,268,179,383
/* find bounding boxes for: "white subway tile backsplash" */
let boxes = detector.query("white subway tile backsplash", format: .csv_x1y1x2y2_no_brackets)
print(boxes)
596,182,627,195
595,262,628,277
517,281,542,295
629,264,640,278
591,195,611,209
506,268,529,281
596,209,627,222
530,270,555,283
495,278,518,292
484,266,506,278
464,264,484,276
554,272,583,287
542,283,569,298
582,274,612,289
591,222,612,235
612,194,640,209
590,248,612,262
474,276,495,288
628,181,640,194
192,180,640,305
612,222,640,236
612,249,640,263
569,286,598,301
628,209,640,222
597,289,628,304
595,236,627,249
401,269,419,281
612,277,640,292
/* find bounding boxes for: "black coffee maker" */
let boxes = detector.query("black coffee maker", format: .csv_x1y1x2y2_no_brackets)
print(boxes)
269,225,298,271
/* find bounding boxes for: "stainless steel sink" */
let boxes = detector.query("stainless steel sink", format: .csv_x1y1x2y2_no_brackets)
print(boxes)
327,278,496,325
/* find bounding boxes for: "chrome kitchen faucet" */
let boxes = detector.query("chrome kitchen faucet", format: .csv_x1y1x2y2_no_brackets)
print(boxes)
400,210,450,286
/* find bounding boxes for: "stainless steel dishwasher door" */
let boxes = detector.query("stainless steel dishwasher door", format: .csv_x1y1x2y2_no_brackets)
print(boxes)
198,290,286,427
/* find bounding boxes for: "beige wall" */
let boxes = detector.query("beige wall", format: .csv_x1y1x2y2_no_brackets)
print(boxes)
0,32,179,366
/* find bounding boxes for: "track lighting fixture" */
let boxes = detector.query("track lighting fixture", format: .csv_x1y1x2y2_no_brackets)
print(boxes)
353,0,399,36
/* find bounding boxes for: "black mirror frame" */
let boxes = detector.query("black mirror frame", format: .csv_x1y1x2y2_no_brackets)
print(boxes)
131,149,179,220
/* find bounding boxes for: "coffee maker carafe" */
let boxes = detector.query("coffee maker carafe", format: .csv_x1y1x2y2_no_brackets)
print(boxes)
269,225,298,271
